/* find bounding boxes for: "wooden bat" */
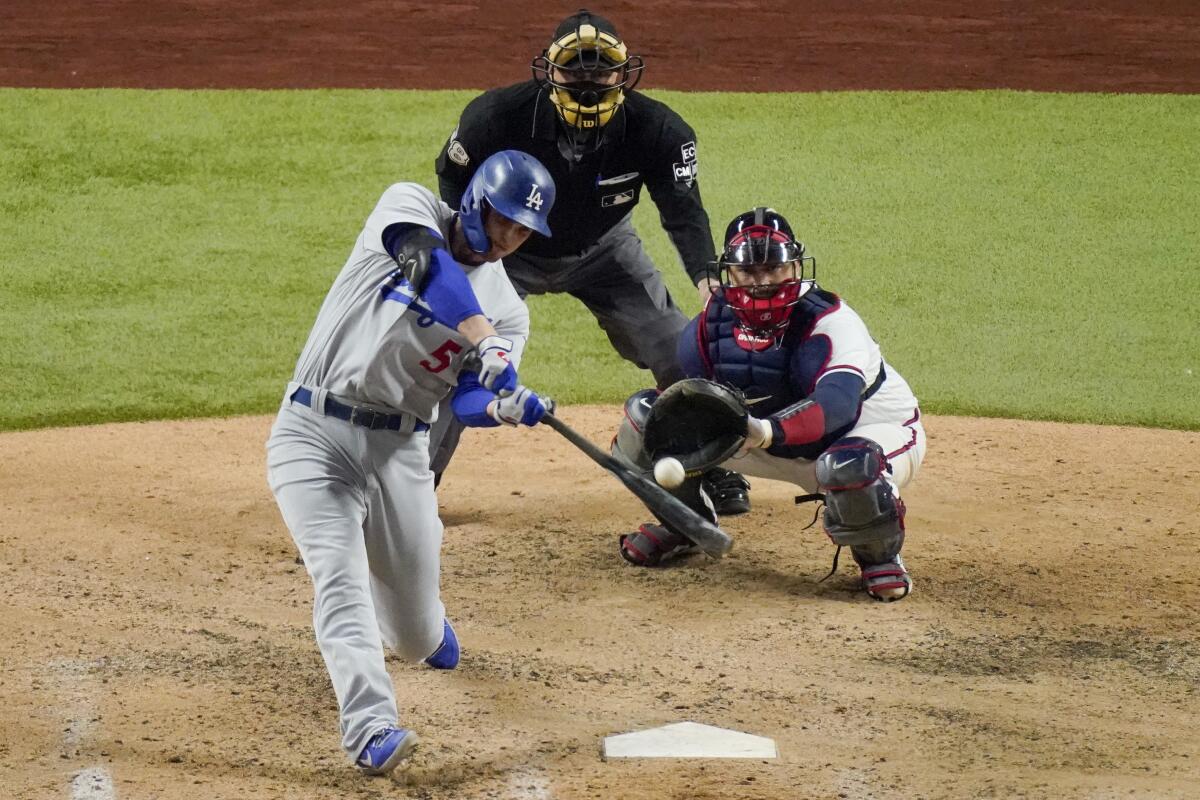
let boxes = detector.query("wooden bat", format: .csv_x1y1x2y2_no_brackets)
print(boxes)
540,411,733,559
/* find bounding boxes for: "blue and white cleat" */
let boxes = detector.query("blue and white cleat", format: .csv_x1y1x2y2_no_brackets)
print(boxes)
424,619,460,670
356,726,419,776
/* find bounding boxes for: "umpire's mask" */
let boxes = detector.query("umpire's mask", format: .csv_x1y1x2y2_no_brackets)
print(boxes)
531,9,643,155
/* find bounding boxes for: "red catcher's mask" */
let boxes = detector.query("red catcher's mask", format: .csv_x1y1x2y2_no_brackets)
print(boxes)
715,208,816,339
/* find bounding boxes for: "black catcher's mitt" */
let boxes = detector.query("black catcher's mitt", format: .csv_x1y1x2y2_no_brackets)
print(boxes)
642,378,748,475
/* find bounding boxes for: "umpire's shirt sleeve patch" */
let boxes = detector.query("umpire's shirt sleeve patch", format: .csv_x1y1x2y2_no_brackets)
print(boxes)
436,93,497,207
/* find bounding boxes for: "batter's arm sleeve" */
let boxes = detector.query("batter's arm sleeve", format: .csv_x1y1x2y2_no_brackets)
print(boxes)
642,115,716,285
435,94,496,208
379,218,485,326
450,372,501,428
419,249,486,328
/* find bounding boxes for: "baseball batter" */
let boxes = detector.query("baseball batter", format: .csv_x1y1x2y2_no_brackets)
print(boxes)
266,150,555,774
614,208,926,601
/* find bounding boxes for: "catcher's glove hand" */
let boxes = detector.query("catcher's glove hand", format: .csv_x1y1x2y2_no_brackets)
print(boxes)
642,378,749,475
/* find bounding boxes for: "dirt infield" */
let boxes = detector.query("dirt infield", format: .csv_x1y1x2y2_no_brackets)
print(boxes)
3,2,1199,798
2,1,1199,92
2,412,1198,799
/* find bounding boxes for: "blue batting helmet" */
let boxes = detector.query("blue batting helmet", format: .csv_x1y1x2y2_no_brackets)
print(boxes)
460,150,556,254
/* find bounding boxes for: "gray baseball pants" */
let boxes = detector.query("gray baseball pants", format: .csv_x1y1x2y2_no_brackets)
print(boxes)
267,394,445,760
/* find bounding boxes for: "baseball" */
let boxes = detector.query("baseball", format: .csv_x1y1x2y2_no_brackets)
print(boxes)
653,457,686,489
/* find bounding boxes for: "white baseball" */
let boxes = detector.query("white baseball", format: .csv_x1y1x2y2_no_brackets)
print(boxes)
653,457,686,489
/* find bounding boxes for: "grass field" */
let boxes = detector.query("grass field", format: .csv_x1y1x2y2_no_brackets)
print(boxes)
2,88,1197,431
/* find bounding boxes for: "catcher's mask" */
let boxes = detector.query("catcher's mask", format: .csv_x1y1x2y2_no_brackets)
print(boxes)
715,207,816,337
531,9,644,152
460,150,556,254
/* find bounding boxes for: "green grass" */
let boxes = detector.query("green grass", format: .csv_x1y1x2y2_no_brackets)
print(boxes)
1,89,1197,431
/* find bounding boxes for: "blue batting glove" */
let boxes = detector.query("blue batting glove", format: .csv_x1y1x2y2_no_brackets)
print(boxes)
491,385,551,427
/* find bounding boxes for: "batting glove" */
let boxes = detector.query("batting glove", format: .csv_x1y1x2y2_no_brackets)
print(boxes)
474,335,518,395
491,385,551,427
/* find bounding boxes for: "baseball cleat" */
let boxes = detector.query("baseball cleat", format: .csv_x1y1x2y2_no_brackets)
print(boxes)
859,555,912,602
424,618,459,670
356,726,418,776
702,467,751,516
619,523,698,567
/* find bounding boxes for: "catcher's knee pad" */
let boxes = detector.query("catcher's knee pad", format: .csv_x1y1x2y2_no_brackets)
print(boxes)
815,437,905,558
612,386,714,515
612,389,658,471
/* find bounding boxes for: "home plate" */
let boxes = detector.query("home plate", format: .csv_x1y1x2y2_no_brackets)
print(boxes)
603,721,778,759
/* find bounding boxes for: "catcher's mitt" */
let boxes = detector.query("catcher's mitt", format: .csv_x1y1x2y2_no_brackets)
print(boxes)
642,378,748,474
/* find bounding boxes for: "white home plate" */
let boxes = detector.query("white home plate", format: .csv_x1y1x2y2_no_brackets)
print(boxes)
603,721,778,759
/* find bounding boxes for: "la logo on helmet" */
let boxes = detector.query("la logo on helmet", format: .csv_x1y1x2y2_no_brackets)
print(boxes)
525,184,544,210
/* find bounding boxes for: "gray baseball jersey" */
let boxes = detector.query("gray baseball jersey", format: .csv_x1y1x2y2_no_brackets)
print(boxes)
291,182,528,421
267,181,528,761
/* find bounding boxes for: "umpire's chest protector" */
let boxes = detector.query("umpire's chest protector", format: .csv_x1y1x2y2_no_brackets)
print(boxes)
700,293,840,416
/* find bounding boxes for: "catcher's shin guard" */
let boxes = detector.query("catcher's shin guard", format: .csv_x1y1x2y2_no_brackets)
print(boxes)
619,523,698,567
815,438,904,558
701,467,751,516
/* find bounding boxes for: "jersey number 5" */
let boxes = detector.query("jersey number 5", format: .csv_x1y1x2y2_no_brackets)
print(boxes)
420,339,463,373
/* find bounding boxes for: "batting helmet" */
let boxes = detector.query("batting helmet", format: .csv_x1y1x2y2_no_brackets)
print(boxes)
531,9,644,134
716,207,817,337
460,150,556,254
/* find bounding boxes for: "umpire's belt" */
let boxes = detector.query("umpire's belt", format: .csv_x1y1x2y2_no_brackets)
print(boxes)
290,387,430,433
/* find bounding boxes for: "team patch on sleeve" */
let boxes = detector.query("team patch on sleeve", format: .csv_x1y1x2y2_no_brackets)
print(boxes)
446,128,470,166
673,140,698,187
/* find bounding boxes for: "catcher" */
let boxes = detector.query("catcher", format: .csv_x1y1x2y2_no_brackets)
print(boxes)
612,207,926,601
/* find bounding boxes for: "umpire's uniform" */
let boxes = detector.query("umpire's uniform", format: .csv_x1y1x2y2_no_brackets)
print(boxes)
426,8,751,514
434,80,715,387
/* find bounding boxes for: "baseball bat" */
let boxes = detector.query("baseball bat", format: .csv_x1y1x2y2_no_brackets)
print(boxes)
539,411,733,559
459,351,731,558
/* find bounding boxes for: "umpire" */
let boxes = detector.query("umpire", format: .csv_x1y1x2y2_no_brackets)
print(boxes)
431,8,750,515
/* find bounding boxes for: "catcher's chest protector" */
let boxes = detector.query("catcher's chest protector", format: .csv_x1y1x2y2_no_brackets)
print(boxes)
702,297,839,415
702,302,789,404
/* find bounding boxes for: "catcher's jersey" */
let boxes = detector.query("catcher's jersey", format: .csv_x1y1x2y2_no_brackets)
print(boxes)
290,182,529,423
680,288,919,456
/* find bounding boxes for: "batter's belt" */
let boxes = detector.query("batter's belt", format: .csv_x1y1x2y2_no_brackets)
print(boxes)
290,386,430,433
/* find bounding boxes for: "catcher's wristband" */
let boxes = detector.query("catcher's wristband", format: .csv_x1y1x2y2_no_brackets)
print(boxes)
746,416,773,449
769,399,825,447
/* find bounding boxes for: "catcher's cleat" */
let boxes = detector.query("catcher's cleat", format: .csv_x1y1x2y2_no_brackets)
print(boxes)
857,554,912,602
356,726,419,776
619,523,698,567
702,467,751,516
